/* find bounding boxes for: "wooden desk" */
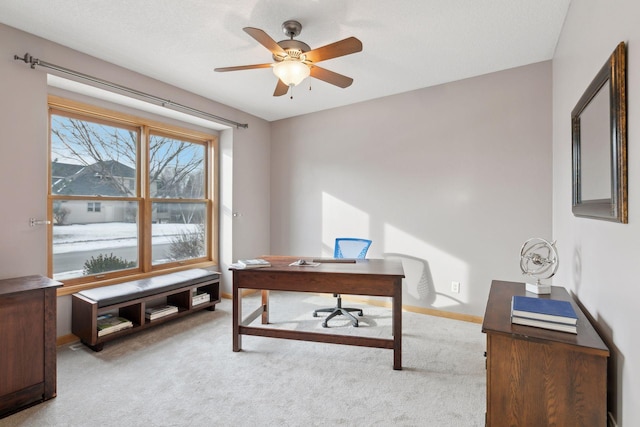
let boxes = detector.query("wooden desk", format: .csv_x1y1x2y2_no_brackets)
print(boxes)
482,280,609,426
232,256,405,369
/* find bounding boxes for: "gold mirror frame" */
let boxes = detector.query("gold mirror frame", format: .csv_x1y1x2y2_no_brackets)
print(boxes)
572,42,627,223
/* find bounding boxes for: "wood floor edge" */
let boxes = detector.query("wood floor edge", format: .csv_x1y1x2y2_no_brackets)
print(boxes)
57,334,80,347
221,289,257,299
343,295,483,324
221,292,483,324
403,304,483,324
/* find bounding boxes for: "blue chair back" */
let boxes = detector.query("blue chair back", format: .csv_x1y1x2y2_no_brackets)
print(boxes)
334,238,372,259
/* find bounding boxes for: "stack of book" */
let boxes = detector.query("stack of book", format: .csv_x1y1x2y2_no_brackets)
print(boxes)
511,295,578,334
145,304,179,321
192,290,210,306
230,258,271,269
97,313,133,337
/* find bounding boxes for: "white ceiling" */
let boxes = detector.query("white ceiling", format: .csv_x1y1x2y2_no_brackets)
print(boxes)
0,0,570,122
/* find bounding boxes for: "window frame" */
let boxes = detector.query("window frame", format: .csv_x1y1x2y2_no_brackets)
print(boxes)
48,96,219,294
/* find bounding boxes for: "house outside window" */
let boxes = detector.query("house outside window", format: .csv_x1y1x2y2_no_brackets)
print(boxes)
48,97,218,289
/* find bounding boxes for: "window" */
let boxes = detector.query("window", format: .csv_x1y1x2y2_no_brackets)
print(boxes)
48,97,218,288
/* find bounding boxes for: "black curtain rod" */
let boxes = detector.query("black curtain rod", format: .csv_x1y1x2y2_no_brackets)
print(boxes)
13,52,249,129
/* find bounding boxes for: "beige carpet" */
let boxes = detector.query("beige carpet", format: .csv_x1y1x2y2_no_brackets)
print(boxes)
2,292,486,426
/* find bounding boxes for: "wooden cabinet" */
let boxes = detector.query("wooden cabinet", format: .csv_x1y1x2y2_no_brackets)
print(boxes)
0,275,61,419
482,280,609,427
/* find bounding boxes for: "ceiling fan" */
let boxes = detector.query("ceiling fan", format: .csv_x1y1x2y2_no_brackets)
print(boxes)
214,20,363,97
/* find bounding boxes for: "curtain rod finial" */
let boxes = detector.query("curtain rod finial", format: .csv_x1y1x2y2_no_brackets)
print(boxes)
14,53,38,68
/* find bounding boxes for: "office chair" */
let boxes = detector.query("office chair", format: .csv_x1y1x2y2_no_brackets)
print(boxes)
313,237,372,327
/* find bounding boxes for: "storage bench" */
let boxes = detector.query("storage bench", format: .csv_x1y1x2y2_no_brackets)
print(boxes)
72,268,220,351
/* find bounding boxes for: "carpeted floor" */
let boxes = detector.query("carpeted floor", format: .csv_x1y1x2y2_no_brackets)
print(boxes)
2,292,486,426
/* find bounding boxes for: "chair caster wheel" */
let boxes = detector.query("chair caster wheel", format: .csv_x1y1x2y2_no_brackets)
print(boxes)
322,322,328,328
312,312,318,317
358,312,363,316
353,323,359,327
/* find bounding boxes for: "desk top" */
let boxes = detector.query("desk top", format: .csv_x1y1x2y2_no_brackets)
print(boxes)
482,280,608,355
250,256,405,277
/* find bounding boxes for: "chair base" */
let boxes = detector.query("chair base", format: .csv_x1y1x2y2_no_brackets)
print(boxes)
313,295,362,327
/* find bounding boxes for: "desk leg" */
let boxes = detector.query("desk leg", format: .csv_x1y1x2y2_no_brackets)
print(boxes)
261,290,269,324
232,272,241,352
393,278,402,370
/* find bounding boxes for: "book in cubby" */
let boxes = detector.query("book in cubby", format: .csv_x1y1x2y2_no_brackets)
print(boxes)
97,313,133,337
192,289,210,306
145,304,179,321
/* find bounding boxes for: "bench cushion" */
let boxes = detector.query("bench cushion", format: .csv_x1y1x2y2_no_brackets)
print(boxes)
76,268,219,308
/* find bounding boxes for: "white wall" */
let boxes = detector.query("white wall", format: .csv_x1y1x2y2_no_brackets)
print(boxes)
0,23,271,336
270,61,552,317
6,10,635,423
553,1,640,424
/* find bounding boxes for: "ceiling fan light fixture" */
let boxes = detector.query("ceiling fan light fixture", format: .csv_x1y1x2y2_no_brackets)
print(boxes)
273,60,310,86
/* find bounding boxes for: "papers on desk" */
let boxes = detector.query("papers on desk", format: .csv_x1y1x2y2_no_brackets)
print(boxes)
289,259,320,267
230,259,271,269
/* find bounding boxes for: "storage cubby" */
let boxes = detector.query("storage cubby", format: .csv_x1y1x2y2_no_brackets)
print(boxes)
72,269,220,351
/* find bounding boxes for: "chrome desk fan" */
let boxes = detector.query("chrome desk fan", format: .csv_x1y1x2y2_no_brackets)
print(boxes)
519,238,558,294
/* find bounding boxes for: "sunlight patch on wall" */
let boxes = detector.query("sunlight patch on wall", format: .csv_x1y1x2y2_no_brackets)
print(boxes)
321,193,370,256
384,224,469,309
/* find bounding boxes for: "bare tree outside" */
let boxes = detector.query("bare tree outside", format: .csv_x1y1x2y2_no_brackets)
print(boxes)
52,201,71,225
149,134,205,199
51,116,206,202
150,134,205,226
51,116,138,197
50,113,209,279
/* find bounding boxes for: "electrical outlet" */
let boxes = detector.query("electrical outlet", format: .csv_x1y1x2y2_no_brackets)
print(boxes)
451,281,460,293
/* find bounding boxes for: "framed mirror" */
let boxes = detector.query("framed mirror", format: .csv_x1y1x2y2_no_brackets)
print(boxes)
572,42,627,223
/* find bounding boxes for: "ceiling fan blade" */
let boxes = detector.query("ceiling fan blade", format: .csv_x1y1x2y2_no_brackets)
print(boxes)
273,79,289,97
214,63,273,72
243,27,287,57
302,37,362,63
310,66,354,88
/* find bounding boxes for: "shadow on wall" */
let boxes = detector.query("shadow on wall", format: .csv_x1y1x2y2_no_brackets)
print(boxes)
573,245,582,293
569,301,623,427
596,316,623,426
383,253,464,309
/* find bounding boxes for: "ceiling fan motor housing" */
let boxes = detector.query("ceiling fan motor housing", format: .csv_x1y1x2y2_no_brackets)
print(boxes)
273,39,311,61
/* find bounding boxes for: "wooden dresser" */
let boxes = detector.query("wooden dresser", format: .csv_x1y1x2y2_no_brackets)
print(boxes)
0,275,61,418
482,280,609,427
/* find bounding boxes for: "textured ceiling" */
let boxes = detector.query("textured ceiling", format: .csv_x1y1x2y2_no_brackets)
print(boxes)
0,0,570,122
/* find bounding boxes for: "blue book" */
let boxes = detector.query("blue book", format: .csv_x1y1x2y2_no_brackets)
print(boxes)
511,315,577,334
511,295,578,325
